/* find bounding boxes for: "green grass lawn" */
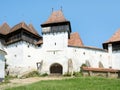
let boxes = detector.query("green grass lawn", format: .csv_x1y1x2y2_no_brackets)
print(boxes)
6,77,120,90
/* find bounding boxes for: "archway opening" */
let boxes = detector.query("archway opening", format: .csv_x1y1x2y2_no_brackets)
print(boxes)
50,63,63,75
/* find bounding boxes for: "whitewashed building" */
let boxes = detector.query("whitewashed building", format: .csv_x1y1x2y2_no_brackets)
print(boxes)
0,42,7,82
0,10,120,76
0,44,6,81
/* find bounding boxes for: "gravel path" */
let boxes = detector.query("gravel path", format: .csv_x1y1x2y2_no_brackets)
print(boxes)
0,76,71,90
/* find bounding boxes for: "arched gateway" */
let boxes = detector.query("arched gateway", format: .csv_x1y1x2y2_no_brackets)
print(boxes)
50,63,63,74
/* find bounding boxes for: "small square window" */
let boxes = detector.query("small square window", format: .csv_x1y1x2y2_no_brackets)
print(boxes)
83,52,85,55
55,43,56,46
28,55,31,57
75,49,76,52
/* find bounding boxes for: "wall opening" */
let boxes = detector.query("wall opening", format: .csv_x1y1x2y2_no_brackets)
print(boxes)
50,63,63,75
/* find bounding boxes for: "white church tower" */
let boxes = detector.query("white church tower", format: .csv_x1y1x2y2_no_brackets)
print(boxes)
41,10,71,50
4,22,42,76
40,10,72,74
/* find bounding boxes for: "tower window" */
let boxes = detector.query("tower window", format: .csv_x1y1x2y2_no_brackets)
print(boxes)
28,55,31,57
14,55,17,57
83,52,85,55
74,49,76,52
55,42,56,46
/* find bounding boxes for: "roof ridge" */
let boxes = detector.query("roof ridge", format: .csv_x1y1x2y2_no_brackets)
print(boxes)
10,22,41,37
21,22,25,27
10,22,30,33
1,22,9,26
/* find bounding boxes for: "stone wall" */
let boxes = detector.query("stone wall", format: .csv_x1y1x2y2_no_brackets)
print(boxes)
82,67,120,78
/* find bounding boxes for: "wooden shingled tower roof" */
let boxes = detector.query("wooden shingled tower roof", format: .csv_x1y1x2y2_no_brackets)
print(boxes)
103,28,120,50
105,29,120,43
41,10,69,26
28,24,39,36
10,22,40,37
10,22,29,33
0,23,11,35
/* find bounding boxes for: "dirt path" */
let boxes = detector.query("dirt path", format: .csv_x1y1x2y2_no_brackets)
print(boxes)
0,76,71,90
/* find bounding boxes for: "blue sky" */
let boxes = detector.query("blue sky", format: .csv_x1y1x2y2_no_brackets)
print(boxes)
0,0,120,48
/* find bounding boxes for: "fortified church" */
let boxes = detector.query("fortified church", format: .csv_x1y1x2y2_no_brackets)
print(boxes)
0,10,120,77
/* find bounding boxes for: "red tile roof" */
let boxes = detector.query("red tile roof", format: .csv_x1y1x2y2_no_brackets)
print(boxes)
0,23,11,35
82,46,107,52
82,67,120,72
28,24,39,36
42,10,68,25
10,22,40,36
105,28,120,43
68,32,84,47
10,22,30,32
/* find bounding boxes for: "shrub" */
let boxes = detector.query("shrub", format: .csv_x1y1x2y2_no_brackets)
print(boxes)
5,75,17,79
21,71,40,78
80,63,87,73
40,73,48,77
81,63,87,67
63,72,72,77
73,72,82,77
